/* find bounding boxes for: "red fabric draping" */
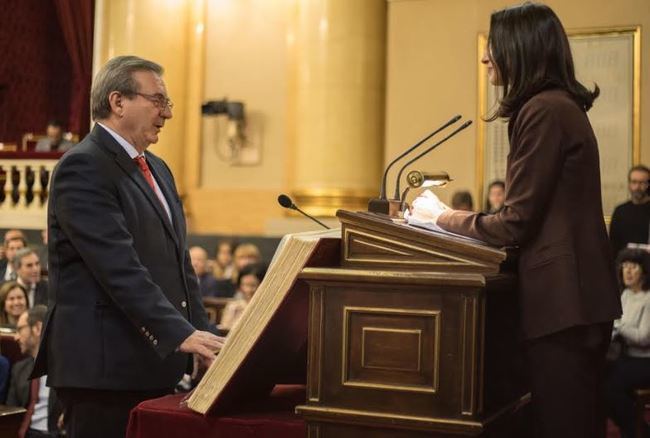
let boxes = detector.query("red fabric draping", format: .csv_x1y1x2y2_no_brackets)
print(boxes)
126,385,307,438
53,0,94,138
0,0,73,144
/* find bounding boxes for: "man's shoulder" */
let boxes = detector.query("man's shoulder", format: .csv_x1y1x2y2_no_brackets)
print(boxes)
12,357,33,375
612,200,633,214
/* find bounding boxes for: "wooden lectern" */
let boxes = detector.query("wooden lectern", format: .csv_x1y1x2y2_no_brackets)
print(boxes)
295,210,528,437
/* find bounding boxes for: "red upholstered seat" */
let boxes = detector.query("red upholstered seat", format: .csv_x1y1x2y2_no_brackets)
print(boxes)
126,385,306,438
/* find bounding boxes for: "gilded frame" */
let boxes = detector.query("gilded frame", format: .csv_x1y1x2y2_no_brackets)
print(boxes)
476,26,641,218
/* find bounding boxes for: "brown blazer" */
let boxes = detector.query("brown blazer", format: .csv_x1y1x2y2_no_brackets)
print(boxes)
438,88,621,339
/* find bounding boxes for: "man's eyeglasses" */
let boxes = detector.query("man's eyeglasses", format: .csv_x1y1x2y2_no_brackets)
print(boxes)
134,92,174,110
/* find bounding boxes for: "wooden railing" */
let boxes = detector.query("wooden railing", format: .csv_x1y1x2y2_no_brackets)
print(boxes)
0,151,63,229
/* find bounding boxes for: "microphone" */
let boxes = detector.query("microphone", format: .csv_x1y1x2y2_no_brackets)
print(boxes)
277,194,330,230
393,120,473,200
379,114,461,200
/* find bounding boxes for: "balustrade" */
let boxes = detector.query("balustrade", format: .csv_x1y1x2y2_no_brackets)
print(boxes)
0,151,62,229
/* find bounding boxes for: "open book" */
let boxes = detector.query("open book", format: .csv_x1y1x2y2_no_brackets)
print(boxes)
187,228,340,414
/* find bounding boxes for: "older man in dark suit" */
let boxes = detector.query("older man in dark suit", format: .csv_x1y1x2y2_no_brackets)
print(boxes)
32,56,224,438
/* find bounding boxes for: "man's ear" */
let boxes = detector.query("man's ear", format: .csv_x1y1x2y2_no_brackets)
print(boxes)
108,91,125,117
33,321,43,338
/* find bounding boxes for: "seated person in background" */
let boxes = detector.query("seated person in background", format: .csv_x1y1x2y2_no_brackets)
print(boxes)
0,229,26,262
14,248,47,307
189,246,223,297
231,243,261,285
34,120,75,153
219,263,266,332
606,249,650,438
610,165,650,257
0,235,27,281
39,229,48,271
212,239,235,280
8,305,63,437
0,282,29,328
0,354,9,404
451,190,474,211
484,180,505,214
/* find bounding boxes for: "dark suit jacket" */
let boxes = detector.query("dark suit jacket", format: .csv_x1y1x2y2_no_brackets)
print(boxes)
32,124,213,391
438,88,621,339
22,280,48,307
0,259,11,281
7,357,61,433
33,280,48,307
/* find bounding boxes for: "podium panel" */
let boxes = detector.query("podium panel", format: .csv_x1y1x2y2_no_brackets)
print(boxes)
296,211,528,437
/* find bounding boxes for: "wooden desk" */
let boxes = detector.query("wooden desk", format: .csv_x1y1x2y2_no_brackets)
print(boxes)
0,405,26,437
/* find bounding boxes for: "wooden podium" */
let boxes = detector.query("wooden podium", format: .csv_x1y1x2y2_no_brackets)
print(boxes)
295,210,528,437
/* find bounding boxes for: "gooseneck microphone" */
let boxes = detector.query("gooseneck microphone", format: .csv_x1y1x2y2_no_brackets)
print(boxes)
379,114,461,200
277,194,330,230
393,120,473,200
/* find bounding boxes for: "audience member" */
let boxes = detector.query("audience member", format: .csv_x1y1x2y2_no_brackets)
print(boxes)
231,243,261,284
0,236,27,281
0,282,29,328
219,263,266,332
189,246,221,297
451,190,474,211
14,248,47,307
484,180,505,214
0,230,26,261
606,249,650,438
610,165,650,257
213,240,235,280
8,305,63,437
0,354,9,404
34,120,75,153
39,229,49,271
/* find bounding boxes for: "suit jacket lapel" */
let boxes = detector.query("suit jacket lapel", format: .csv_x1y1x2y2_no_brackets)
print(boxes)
94,126,179,247
146,156,185,246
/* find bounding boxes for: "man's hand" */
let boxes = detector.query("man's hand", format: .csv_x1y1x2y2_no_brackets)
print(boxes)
179,330,225,367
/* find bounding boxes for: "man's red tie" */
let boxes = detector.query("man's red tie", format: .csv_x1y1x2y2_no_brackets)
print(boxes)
18,377,40,438
133,156,156,192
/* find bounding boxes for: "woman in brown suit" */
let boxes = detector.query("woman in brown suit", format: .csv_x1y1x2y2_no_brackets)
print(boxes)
427,3,622,438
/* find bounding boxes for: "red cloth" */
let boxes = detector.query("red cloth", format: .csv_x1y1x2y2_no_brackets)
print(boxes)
126,385,306,438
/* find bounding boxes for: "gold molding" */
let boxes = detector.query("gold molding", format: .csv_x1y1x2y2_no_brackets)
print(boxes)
460,295,480,416
300,267,487,288
308,286,325,403
341,306,441,394
476,26,642,208
361,327,423,372
307,424,320,438
344,227,483,268
296,404,484,430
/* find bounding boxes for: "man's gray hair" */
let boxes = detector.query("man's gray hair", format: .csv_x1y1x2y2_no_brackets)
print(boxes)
91,55,164,120
12,247,37,270
27,305,48,327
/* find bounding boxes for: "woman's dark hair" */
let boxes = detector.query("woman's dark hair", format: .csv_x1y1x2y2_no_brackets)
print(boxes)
487,2,599,120
485,180,505,212
616,248,650,290
236,262,267,287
